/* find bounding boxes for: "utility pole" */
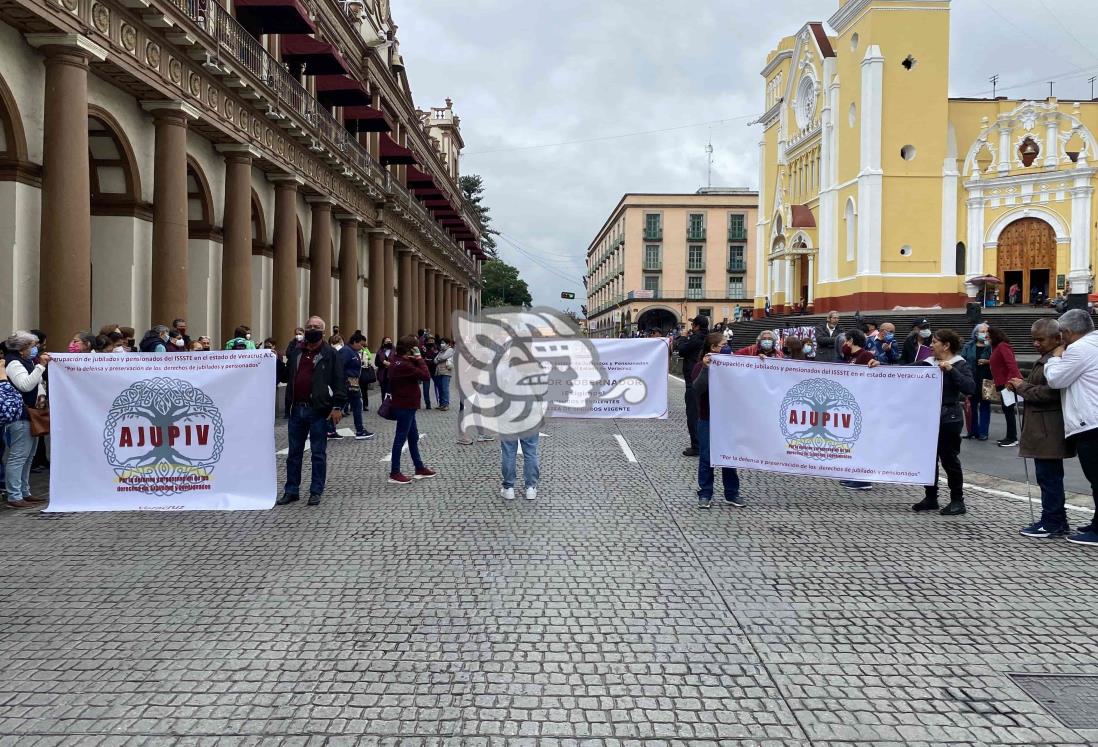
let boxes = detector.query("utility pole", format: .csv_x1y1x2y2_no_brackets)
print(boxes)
989,74,999,98
704,134,714,190
1090,76,1096,100
1049,81,1055,99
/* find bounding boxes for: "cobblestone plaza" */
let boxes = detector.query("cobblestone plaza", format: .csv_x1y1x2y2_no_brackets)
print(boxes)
2,381,1097,745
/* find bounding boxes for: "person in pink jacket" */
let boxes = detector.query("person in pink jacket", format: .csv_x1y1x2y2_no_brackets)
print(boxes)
989,326,1023,448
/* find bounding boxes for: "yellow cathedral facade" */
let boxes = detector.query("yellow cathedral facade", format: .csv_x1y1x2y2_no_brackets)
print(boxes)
756,0,1097,313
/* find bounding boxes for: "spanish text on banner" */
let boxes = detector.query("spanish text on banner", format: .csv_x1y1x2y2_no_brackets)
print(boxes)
708,356,942,484
47,352,277,512
547,338,669,419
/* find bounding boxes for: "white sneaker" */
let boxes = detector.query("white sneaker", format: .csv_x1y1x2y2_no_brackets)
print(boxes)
525,487,537,501
500,487,515,501
477,434,496,442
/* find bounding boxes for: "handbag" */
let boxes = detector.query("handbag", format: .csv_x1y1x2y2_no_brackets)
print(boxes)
28,404,50,436
0,382,22,426
360,364,377,385
981,378,1001,403
377,394,396,421
346,375,360,392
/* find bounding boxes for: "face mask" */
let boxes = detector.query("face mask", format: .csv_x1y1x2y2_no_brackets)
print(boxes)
439,343,448,350
977,332,988,342
411,347,421,357
884,333,895,342
29,346,38,358
245,333,252,340
68,341,81,353
803,345,814,355
172,338,184,347
919,329,932,340
303,329,323,345
113,346,126,353
384,341,393,349
760,340,775,351
294,334,304,342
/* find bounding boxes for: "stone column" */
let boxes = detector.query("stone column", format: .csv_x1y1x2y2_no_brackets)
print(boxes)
807,254,816,310
270,176,302,340
28,34,107,347
416,258,428,333
442,279,452,338
306,198,333,319
382,237,396,338
367,233,385,345
144,101,198,326
338,216,359,332
217,145,256,343
397,248,415,337
425,268,437,336
434,273,444,337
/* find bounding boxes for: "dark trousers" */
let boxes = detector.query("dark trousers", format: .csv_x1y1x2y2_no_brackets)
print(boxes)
697,419,739,499
927,421,964,501
1002,403,1018,441
421,379,432,408
285,404,329,497
1033,458,1068,531
1074,429,1098,505
391,407,425,475
967,395,991,438
684,384,699,449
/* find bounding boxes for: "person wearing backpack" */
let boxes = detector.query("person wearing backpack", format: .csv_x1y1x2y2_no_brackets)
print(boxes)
4,331,49,509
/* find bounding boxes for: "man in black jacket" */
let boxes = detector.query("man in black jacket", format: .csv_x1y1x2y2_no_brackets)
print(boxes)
277,316,347,506
675,315,709,456
814,310,842,362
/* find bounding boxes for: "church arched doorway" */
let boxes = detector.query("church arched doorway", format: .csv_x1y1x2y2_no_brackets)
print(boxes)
996,217,1056,304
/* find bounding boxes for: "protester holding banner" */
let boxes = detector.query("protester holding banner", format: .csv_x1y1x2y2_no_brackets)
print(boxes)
386,335,437,484
276,318,347,507
3,331,49,508
693,332,743,509
1008,318,1074,538
1043,309,1098,546
912,329,975,516
735,330,783,358
675,316,708,457
840,329,879,367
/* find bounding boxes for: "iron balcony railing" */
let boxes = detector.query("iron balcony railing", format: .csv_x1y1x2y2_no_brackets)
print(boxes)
728,259,746,272
643,260,662,271
687,228,706,241
728,227,747,241
643,227,663,241
687,260,705,272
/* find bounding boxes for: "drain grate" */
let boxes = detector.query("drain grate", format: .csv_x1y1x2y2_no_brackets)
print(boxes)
1010,674,1098,730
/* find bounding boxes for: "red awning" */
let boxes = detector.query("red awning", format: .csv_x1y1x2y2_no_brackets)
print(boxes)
314,75,370,107
280,36,348,75
234,0,314,34
791,204,817,228
379,133,417,165
342,105,393,132
406,166,436,188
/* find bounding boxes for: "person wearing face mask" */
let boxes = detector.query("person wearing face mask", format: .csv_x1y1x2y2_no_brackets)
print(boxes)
735,330,783,358
292,327,305,345
421,337,439,410
961,323,993,440
167,331,186,352
901,319,934,364
171,318,191,349
224,325,256,351
374,336,395,398
782,337,808,360
692,332,744,509
197,336,211,352
276,316,347,507
433,338,455,411
139,325,171,353
868,322,901,365
334,333,374,441
386,335,436,485
3,331,50,508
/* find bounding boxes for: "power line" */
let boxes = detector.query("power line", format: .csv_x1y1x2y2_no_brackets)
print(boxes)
496,232,585,288
463,114,757,157
1036,0,1098,67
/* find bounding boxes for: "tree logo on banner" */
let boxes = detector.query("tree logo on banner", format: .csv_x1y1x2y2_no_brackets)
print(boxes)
779,378,863,461
102,378,226,496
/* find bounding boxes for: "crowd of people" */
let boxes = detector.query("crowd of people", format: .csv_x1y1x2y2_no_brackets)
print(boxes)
674,309,1098,546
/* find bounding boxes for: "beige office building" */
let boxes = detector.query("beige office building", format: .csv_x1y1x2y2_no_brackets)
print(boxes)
0,0,483,348
585,190,759,336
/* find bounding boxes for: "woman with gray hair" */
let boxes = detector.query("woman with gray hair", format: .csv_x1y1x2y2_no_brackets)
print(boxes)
4,330,50,508
138,325,170,353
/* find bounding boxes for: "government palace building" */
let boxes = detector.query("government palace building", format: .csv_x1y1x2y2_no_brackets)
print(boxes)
0,0,483,348
756,0,1097,313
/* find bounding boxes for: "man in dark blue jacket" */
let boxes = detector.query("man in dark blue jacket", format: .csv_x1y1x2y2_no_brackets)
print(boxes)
675,315,709,457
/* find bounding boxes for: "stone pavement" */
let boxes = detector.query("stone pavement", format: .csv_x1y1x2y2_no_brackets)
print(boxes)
2,379,1098,746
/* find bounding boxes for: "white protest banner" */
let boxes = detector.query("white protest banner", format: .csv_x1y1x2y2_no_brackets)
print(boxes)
47,351,276,511
709,356,942,484
547,338,669,419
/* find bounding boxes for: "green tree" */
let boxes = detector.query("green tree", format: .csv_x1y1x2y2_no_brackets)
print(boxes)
459,173,499,258
481,259,532,308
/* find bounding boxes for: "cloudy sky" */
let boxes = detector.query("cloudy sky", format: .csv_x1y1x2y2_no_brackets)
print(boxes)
394,0,1098,311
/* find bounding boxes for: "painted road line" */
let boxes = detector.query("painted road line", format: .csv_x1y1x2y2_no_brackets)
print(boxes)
614,434,638,463
380,433,427,462
963,482,1091,513
277,427,364,455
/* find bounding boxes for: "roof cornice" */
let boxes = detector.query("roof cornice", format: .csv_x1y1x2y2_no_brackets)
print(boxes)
761,50,793,78
828,0,949,34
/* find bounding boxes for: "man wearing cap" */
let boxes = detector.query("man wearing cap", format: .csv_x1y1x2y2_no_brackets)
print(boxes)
902,318,934,364
675,315,709,457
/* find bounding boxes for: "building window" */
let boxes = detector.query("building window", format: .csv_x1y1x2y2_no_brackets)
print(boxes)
728,213,746,240
728,245,745,272
644,243,661,270
845,198,857,262
643,275,660,296
687,213,705,240
644,213,661,240
687,275,703,300
688,244,704,271
727,276,745,298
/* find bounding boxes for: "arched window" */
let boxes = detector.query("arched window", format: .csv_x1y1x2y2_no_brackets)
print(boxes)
88,111,141,214
186,159,214,239
251,190,269,255
845,198,857,262
955,242,966,276
297,221,308,268
0,72,26,162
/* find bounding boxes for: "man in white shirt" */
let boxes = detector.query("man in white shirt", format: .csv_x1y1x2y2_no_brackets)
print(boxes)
1044,309,1098,546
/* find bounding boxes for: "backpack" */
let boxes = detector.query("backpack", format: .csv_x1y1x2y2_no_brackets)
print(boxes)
0,381,24,426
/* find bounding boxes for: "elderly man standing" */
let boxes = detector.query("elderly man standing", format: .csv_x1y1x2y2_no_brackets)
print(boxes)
869,322,902,365
1043,309,1098,546
1008,319,1075,538
814,310,843,362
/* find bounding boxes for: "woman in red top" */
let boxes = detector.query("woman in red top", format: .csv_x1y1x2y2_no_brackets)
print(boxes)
386,334,436,484
989,326,1022,447
842,329,880,367
735,330,784,358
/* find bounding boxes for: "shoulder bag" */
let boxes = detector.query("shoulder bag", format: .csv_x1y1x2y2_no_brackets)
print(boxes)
981,378,1001,404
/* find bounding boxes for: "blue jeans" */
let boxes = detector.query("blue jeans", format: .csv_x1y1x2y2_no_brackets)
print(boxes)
501,435,540,489
970,395,991,438
285,405,329,497
697,419,739,500
421,379,432,408
1034,458,1068,530
391,407,424,474
433,375,451,408
4,420,36,503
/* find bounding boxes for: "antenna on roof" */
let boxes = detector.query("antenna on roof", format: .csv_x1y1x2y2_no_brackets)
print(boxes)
989,74,999,98
705,132,714,189
1090,76,1097,100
